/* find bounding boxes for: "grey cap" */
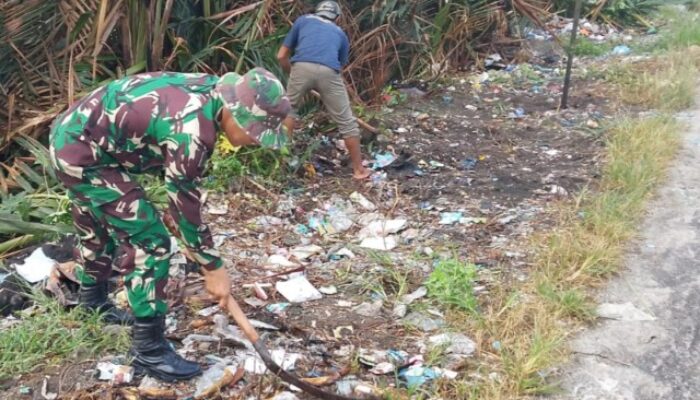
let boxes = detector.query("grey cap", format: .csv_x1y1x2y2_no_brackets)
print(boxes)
315,1,341,20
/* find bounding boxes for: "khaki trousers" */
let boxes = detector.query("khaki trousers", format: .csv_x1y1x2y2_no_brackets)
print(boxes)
286,62,360,138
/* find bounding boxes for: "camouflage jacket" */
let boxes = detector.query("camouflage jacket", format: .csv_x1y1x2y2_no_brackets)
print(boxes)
54,72,224,270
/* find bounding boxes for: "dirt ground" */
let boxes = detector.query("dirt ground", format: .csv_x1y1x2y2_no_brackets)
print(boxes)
0,47,618,399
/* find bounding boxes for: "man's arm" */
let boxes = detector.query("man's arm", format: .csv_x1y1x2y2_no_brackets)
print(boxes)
277,45,293,74
339,32,350,67
279,19,301,74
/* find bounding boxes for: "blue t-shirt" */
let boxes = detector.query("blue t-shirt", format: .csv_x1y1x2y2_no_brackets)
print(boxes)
282,15,350,72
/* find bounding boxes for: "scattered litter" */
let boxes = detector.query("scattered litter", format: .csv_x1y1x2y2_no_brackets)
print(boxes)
290,245,324,260
358,219,407,239
194,364,243,399
401,228,419,241
460,158,478,170
398,87,427,99
416,113,430,121
597,302,655,321
213,233,233,248
271,392,299,400
308,215,335,235
400,365,439,388
392,304,409,318
327,207,354,233
586,119,600,129
372,152,397,169
428,333,477,356
275,275,323,303
212,314,250,347
252,215,284,227
428,160,445,169
465,104,478,111
249,319,279,330
403,286,428,303
550,185,569,196
330,247,356,260
399,365,457,388
182,334,219,352
508,107,526,119
497,215,517,225
393,287,428,318
138,376,162,390
492,340,502,351
266,303,291,315
266,254,298,267
485,53,503,67
611,44,631,56
96,362,134,385
41,377,57,400
360,236,398,251
252,282,268,300
353,300,383,317
244,349,301,374
18,386,31,395
403,312,445,332
319,286,338,295
197,305,220,317
439,212,463,225
370,362,396,375
335,378,361,397
349,192,376,211
13,248,57,283
294,224,311,235
337,300,353,308
207,203,228,215
333,325,354,339
354,383,380,396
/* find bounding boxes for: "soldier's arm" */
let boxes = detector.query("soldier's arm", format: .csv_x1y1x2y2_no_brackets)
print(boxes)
163,136,223,271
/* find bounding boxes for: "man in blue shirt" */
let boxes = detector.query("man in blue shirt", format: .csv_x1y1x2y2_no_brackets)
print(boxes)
277,1,371,180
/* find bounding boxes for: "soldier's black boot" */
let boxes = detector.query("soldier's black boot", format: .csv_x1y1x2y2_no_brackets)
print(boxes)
130,316,202,382
79,281,135,325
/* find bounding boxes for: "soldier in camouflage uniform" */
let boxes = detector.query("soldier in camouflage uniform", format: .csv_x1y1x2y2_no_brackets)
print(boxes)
49,68,290,381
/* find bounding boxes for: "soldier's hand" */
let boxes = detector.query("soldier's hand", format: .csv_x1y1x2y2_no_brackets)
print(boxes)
202,267,232,308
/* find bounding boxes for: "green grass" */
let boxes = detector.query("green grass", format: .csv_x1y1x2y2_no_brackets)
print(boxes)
425,259,478,314
0,295,130,380
204,145,289,192
657,6,700,49
568,39,612,57
537,283,596,320
604,49,698,111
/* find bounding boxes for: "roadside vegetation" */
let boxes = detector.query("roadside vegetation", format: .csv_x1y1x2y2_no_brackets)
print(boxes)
427,5,700,399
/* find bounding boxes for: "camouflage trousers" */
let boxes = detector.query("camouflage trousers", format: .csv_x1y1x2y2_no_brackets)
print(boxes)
49,128,173,318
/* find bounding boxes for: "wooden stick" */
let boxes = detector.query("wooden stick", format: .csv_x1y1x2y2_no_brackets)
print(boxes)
561,0,583,109
309,90,379,134
224,296,367,400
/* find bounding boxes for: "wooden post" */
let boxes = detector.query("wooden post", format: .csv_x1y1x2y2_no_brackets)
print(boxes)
561,0,583,109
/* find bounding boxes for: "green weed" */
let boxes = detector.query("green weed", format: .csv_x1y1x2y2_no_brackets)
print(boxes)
426,259,478,313
205,146,289,192
568,39,611,57
0,295,130,379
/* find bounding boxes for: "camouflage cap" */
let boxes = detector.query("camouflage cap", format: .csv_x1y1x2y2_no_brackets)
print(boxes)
214,68,291,149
